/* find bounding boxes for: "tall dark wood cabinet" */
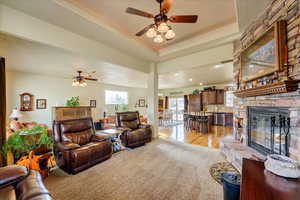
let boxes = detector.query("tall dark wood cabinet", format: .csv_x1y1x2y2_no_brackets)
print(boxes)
216,90,225,104
188,94,202,112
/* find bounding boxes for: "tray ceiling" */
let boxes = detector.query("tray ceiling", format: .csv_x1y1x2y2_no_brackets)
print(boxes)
67,0,236,50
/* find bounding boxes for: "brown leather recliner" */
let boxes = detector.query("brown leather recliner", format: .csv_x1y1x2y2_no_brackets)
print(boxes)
116,111,152,148
0,165,52,200
52,118,112,174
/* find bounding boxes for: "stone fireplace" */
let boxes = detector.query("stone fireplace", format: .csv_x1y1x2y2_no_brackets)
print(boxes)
221,0,300,171
247,106,290,156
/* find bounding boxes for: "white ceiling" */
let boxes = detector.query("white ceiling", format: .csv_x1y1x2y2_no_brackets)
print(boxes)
159,63,233,89
0,33,148,88
0,33,233,89
67,0,236,50
0,0,238,89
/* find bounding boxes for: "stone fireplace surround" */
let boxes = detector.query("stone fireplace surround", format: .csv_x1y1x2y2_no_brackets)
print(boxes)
221,91,300,171
222,0,300,171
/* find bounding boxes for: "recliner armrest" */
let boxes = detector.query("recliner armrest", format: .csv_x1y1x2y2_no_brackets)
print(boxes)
91,134,109,142
138,124,151,129
55,142,80,151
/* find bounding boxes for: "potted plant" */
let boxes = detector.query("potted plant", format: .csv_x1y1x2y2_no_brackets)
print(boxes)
2,125,53,162
192,89,200,95
65,96,80,107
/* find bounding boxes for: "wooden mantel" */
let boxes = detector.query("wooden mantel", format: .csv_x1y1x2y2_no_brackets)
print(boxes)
234,80,300,98
52,106,93,121
241,159,300,200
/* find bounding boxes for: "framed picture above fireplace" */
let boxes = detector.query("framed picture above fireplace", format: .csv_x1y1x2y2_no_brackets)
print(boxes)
240,20,287,83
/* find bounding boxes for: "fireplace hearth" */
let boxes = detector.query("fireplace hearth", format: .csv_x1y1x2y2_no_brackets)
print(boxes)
247,107,291,156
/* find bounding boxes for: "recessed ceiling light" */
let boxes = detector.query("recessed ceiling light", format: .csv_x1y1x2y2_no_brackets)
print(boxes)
189,78,193,82
199,83,203,86
214,64,224,69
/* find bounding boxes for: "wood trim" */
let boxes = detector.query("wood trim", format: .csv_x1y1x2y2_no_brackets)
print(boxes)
234,80,300,98
0,57,6,167
240,20,287,83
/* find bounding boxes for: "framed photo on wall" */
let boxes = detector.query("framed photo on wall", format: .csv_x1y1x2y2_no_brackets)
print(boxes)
138,99,146,107
90,100,96,108
36,99,47,109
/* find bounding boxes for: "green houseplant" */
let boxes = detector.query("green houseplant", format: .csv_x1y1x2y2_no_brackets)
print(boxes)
2,125,53,161
66,96,80,107
192,89,200,95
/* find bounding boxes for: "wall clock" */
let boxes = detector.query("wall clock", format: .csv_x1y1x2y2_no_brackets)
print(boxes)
20,93,34,111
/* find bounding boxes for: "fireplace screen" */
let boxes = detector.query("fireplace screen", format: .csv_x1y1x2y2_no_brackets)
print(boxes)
248,107,290,156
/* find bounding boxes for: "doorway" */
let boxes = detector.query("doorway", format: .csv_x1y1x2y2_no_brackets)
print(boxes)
169,97,184,122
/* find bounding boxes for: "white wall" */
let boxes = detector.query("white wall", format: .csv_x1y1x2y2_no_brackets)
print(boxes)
6,71,148,127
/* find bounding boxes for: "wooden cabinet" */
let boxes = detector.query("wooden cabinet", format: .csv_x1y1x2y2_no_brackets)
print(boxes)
216,90,225,104
188,94,202,112
52,106,92,121
241,159,300,200
202,90,225,105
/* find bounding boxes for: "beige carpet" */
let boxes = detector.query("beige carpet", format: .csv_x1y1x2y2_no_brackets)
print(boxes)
45,139,224,200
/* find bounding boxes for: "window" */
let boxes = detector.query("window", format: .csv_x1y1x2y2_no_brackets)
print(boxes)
225,91,234,107
105,90,128,105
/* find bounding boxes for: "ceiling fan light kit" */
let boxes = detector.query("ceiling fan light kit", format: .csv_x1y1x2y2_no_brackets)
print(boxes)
126,0,198,44
72,70,98,87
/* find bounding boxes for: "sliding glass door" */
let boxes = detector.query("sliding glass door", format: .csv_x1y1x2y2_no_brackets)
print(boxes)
169,97,184,121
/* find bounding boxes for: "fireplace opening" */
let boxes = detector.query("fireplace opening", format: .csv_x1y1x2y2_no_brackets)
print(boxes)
247,107,291,156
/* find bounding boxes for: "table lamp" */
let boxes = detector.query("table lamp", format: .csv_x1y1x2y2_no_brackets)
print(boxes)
10,108,23,121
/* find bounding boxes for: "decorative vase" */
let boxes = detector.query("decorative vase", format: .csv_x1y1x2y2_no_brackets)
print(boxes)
264,154,300,178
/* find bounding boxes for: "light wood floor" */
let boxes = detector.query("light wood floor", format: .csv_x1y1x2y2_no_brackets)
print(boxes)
159,124,233,149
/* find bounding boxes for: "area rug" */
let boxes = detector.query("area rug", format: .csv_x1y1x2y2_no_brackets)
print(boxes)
45,139,225,200
209,162,239,185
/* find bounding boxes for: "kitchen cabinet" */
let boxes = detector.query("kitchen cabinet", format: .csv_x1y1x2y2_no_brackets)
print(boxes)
202,90,225,105
188,94,202,112
216,90,225,104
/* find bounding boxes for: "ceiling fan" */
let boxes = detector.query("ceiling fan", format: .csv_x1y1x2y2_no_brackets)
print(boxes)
72,70,98,87
126,0,198,43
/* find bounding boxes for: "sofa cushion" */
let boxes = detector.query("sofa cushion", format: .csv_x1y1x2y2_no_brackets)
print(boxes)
60,120,92,133
62,129,93,145
121,120,139,130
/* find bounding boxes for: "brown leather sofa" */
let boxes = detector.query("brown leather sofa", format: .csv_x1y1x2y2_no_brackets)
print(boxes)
52,118,112,174
116,111,152,148
0,165,52,200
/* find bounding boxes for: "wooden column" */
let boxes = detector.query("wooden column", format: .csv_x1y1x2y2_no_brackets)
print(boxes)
0,57,6,167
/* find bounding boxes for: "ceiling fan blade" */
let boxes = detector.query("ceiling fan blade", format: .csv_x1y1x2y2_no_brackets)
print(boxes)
169,15,198,23
161,0,173,14
85,78,98,81
126,7,154,18
136,24,155,36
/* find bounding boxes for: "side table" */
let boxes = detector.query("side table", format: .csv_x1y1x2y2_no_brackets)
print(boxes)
96,129,124,153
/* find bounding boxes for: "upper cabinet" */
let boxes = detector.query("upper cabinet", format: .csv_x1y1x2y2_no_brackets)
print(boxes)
202,90,224,105
188,94,202,112
216,90,225,105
